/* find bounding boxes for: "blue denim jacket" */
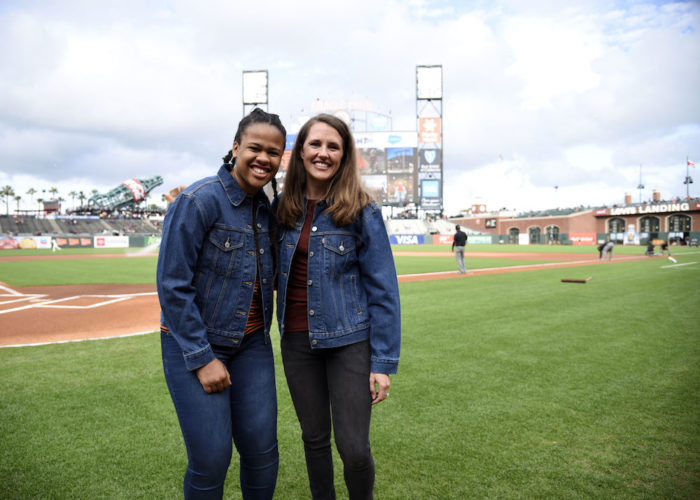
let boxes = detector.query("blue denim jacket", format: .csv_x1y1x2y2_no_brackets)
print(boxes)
276,200,401,374
157,165,275,371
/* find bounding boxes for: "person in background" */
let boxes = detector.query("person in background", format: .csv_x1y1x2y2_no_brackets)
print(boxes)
157,108,286,500
451,224,468,273
275,113,401,500
645,240,655,257
599,239,615,261
661,240,677,263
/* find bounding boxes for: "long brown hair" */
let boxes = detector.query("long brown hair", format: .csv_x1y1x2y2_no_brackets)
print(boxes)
277,114,371,228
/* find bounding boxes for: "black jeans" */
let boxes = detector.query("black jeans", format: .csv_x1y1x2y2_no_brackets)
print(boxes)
281,332,374,500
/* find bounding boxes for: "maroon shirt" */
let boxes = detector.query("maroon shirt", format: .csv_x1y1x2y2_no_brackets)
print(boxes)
284,200,317,333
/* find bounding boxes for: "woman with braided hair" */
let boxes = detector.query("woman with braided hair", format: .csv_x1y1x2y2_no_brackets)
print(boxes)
157,108,286,499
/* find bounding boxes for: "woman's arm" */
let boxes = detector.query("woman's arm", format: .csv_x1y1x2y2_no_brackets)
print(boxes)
357,203,401,376
156,194,216,372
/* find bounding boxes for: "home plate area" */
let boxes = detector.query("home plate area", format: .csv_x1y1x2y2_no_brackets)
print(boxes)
0,283,160,347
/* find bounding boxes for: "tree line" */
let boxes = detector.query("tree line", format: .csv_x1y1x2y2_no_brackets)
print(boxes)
0,185,98,215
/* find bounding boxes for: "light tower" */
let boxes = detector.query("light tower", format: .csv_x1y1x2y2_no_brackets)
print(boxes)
416,65,443,216
242,70,269,116
684,156,694,199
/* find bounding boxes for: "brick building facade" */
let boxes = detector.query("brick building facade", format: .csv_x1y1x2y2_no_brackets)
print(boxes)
451,199,700,246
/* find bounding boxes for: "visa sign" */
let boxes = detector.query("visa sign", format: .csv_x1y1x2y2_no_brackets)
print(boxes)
390,234,424,245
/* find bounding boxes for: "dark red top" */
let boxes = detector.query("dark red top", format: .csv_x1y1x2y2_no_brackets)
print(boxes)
244,275,263,335
284,200,317,333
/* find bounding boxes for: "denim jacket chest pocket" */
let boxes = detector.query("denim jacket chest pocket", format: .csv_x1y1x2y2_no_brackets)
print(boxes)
202,226,245,277
321,233,358,277
319,232,365,325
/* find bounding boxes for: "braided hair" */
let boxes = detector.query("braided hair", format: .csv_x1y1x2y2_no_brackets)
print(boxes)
222,107,286,287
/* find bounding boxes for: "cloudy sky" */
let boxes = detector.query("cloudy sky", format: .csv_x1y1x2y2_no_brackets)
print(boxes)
1,0,698,215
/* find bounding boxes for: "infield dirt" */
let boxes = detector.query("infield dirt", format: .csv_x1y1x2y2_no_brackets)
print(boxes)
0,251,644,346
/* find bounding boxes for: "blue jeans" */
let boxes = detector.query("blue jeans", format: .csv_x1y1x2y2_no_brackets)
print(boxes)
282,333,374,500
162,330,278,500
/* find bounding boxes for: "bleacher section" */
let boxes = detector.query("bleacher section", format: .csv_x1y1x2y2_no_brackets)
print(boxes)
386,218,483,236
386,219,429,235
0,215,162,236
4,214,472,239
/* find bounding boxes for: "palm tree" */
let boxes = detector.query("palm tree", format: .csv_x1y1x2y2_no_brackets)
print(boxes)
26,188,37,209
78,191,86,208
1,185,15,215
49,187,59,200
14,195,21,213
69,190,77,209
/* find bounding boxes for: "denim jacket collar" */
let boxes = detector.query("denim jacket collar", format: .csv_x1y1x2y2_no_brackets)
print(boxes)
217,164,270,209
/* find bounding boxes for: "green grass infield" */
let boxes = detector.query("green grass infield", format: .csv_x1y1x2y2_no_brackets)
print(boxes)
0,248,698,498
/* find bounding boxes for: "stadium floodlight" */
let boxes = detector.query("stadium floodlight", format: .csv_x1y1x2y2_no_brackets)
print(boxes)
416,65,442,100
242,70,269,105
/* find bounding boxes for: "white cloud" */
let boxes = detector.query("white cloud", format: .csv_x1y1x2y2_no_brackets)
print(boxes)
0,0,698,214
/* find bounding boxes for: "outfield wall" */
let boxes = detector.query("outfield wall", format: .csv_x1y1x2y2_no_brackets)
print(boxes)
0,235,161,250
389,231,700,246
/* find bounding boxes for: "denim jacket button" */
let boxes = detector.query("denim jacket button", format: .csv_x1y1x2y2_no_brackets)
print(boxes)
259,248,264,254
257,223,262,229
309,251,314,257
309,309,315,316
311,226,318,232
307,279,312,286
311,339,318,346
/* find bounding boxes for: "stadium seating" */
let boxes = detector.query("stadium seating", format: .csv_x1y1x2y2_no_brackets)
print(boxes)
0,215,162,236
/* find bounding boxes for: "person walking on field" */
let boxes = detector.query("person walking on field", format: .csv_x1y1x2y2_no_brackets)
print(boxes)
275,113,401,500
452,224,468,273
157,109,286,500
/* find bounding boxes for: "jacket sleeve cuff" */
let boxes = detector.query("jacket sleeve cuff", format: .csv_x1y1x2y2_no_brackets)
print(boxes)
183,344,215,371
371,357,398,375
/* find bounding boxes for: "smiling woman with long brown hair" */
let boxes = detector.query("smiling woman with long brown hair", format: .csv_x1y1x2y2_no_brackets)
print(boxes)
276,113,401,500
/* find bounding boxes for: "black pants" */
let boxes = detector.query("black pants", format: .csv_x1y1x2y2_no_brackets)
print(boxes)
281,333,374,500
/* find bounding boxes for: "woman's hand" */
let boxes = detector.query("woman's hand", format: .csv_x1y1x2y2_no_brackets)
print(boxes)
196,358,232,393
370,372,390,405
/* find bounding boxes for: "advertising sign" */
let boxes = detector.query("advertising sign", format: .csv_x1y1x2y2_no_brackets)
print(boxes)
569,233,596,246
94,236,129,249
390,234,425,245
54,237,94,248
469,235,492,244
418,118,442,144
419,148,442,172
355,132,417,149
434,234,454,245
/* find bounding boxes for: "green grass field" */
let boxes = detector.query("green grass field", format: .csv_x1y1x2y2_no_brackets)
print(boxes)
1,246,699,498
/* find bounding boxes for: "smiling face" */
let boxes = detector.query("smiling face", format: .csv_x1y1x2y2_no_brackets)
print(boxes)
300,122,344,199
231,122,285,195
